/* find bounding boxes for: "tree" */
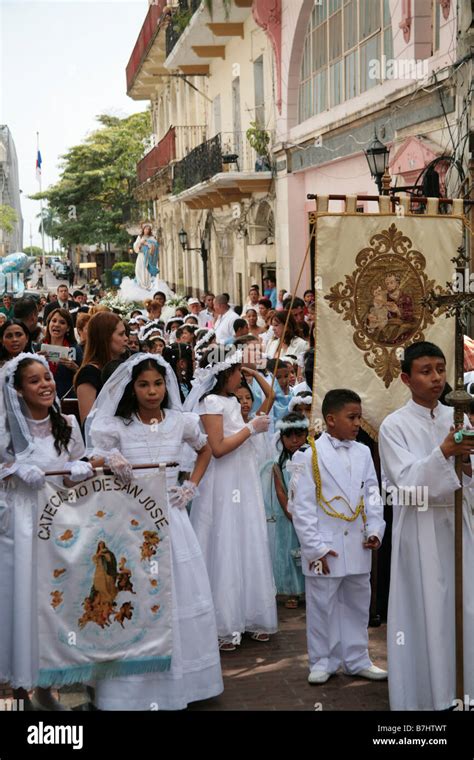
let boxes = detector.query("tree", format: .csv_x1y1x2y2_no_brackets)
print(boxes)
37,206,60,252
0,205,18,234
23,245,45,257
30,111,152,251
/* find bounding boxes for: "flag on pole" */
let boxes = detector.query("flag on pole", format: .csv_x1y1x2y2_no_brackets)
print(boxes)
36,150,42,181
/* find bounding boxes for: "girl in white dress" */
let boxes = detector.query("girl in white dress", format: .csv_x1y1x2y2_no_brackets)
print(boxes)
0,353,93,709
185,351,278,651
88,353,223,710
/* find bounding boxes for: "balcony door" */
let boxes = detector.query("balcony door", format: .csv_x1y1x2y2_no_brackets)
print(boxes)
232,77,242,163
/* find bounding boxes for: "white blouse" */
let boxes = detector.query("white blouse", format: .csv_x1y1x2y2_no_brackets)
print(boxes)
90,410,207,485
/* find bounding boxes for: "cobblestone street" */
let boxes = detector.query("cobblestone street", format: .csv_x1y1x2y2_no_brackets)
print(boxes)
0,605,389,712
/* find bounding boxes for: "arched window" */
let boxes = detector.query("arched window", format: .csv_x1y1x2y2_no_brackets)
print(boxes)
298,0,393,122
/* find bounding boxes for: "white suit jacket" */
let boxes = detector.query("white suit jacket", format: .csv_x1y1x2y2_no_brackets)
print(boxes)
289,433,385,578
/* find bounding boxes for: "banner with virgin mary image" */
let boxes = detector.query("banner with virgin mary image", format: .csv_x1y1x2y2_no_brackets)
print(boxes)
36,469,172,686
312,202,461,437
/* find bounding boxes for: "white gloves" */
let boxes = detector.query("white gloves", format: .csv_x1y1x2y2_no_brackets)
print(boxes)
0,461,18,481
106,449,133,485
247,415,270,436
16,464,45,488
168,480,198,509
67,460,94,483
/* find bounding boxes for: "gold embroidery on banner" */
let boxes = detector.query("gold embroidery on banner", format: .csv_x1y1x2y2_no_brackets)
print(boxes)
324,223,448,387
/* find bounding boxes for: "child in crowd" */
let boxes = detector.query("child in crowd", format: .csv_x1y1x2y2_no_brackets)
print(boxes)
379,341,474,710
290,389,386,685
163,343,194,402
266,359,294,429
288,391,313,423
88,354,222,710
235,367,275,470
1,354,93,709
185,351,278,652
261,412,307,608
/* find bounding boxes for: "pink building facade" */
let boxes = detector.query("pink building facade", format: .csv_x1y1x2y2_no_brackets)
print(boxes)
267,0,468,292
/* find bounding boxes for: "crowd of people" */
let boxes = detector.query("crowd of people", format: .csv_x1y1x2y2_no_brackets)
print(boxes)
0,278,472,714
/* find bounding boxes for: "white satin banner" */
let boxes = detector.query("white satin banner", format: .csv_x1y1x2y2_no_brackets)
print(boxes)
313,210,461,436
36,470,172,686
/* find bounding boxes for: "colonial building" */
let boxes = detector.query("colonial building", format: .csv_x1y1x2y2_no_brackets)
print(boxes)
126,0,280,301
126,0,472,300
0,125,23,256
274,0,472,292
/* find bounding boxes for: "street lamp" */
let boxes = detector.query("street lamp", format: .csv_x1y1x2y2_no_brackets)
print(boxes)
365,130,390,195
178,228,209,294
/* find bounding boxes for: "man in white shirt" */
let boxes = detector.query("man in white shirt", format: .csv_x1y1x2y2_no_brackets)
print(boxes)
200,292,215,328
213,294,239,345
187,297,208,327
242,286,265,327
379,341,474,710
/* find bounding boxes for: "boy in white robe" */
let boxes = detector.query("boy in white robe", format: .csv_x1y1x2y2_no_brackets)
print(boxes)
290,389,386,685
379,341,474,711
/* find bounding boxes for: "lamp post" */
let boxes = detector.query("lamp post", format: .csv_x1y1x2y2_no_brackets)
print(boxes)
179,228,209,294
364,129,390,195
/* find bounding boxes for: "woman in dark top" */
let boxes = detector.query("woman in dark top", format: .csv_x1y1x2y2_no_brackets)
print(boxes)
43,308,83,399
0,320,32,366
74,311,128,424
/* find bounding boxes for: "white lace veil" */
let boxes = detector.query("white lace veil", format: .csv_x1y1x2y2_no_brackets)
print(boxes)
183,348,243,413
0,352,55,462
84,352,183,451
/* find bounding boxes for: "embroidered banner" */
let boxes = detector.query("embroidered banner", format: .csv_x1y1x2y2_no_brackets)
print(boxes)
36,470,172,687
313,208,460,436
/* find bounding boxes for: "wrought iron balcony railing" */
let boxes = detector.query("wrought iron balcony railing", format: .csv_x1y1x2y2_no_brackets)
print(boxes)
172,131,272,194
165,0,202,58
173,134,222,194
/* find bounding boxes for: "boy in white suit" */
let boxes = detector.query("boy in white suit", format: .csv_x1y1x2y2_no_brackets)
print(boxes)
290,389,386,685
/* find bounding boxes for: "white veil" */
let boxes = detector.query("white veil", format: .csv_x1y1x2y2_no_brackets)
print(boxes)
0,352,54,462
183,348,243,413
84,352,183,452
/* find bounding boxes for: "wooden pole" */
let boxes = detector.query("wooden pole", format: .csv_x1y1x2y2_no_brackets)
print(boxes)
45,462,179,476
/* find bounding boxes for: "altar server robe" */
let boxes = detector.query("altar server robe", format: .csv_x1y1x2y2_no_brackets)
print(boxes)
379,399,474,711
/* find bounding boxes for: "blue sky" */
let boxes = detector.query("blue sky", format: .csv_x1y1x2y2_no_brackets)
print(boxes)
1,0,149,247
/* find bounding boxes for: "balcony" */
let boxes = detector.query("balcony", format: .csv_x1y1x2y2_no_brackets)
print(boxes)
166,0,202,58
171,132,273,209
126,0,171,99
137,127,176,185
165,0,253,75
135,126,207,202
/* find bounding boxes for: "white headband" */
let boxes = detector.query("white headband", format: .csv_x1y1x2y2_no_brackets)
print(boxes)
276,418,309,432
183,348,243,413
288,395,312,413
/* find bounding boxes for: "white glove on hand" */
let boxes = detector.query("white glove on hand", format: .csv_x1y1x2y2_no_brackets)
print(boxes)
16,464,45,488
68,460,94,483
247,415,270,435
106,449,133,486
0,461,18,480
168,480,198,509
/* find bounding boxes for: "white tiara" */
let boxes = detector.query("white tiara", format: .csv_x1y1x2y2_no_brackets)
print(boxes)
195,329,216,354
183,349,243,413
139,319,164,341
193,348,243,383
276,418,309,432
288,395,312,413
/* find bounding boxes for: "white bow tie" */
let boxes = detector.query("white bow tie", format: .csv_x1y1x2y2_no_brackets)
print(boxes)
328,437,352,450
